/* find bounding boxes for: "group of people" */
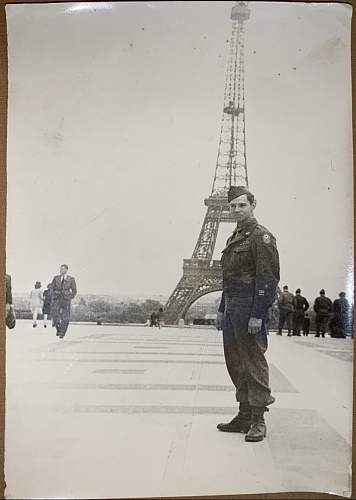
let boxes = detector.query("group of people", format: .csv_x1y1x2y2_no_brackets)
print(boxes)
8,264,77,339
30,281,52,328
278,286,351,338
149,308,164,328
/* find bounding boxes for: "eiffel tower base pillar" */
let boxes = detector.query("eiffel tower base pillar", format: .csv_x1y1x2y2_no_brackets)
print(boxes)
164,259,223,325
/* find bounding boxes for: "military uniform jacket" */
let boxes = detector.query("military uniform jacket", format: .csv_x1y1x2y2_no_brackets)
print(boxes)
51,275,77,302
218,217,280,320
313,296,332,315
278,291,295,312
294,295,309,312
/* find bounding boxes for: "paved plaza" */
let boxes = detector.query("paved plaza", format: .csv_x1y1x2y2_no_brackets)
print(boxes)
5,321,353,498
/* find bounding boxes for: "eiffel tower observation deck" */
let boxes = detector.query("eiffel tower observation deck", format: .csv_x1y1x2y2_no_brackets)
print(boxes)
164,1,251,325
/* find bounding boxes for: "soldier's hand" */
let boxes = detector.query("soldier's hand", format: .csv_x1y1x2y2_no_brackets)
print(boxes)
248,317,262,335
216,312,224,330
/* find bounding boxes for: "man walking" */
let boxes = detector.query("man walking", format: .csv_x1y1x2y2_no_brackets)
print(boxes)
293,289,309,336
313,289,332,338
277,285,295,336
51,264,77,338
216,186,280,442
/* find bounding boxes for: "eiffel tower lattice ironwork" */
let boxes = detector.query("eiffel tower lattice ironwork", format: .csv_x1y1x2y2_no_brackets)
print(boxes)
164,1,251,324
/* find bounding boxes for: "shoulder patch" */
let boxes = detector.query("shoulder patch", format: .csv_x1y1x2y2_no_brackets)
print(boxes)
262,234,271,244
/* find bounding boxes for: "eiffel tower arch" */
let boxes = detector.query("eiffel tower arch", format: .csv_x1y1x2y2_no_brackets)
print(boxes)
164,1,251,325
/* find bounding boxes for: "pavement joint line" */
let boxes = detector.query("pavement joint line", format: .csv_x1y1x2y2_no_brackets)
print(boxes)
60,351,224,357
38,358,226,364
133,346,169,349
71,405,240,415
53,383,237,391
70,341,223,346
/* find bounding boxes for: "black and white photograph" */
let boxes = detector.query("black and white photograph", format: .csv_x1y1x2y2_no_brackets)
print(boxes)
5,1,354,498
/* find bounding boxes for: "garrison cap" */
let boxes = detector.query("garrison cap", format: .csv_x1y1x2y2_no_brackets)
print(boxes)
296,288,301,294
227,185,253,203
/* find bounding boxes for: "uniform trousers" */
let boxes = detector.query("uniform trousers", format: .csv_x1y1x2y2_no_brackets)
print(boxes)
293,310,305,334
278,309,293,332
222,296,272,408
315,313,330,335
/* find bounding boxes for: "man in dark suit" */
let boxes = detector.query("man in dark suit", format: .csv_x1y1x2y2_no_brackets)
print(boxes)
51,264,77,338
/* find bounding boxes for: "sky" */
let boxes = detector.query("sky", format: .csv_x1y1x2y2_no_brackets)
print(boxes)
5,1,353,303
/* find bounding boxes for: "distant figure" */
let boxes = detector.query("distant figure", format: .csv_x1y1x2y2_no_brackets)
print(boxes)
42,284,52,329
157,307,164,329
51,264,77,339
313,289,332,338
302,312,310,336
150,311,158,327
5,273,16,329
30,281,43,328
332,292,350,338
277,285,294,336
293,289,309,336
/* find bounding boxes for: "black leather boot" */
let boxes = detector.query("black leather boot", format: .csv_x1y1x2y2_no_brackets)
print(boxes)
245,406,268,442
217,402,252,433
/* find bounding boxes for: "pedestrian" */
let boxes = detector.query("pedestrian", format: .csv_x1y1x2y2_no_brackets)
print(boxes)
277,285,294,336
150,311,158,327
51,264,77,338
302,312,310,336
157,307,164,329
5,273,16,329
332,292,350,338
30,281,43,328
42,283,52,329
216,185,280,442
313,289,332,338
293,289,309,336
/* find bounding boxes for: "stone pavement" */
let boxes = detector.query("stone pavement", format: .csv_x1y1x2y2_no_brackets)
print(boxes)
5,321,353,498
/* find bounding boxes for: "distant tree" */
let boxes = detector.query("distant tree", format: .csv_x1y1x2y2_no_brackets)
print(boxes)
141,299,163,314
71,305,94,322
124,303,147,323
88,300,112,314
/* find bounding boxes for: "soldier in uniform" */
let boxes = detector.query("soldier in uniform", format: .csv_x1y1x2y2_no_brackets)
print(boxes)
293,288,309,336
277,285,294,336
51,264,77,338
313,289,332,338
216,186,280,442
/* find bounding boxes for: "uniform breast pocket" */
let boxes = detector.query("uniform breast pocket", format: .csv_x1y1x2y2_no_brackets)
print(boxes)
231,247,249,267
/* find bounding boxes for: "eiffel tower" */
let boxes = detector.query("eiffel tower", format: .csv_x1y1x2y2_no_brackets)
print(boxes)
164,1,251,325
